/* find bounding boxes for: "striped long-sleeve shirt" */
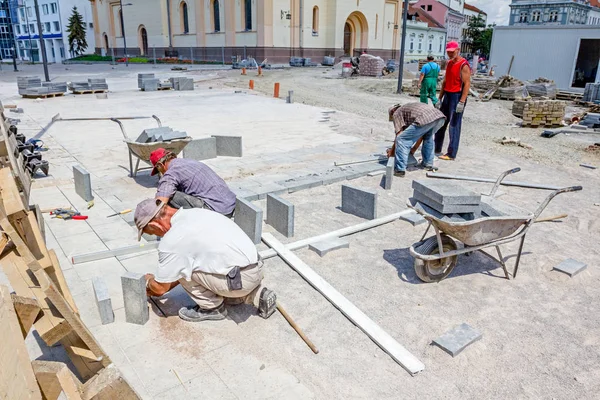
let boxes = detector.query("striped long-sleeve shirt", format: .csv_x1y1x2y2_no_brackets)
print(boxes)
390,102,445,134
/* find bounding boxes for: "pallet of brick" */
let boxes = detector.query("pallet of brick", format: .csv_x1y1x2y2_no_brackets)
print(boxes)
525,77,557,99
511,98,531,118
359,54,385,77
412,180,481,215
521,99,566,128
138,73,155,89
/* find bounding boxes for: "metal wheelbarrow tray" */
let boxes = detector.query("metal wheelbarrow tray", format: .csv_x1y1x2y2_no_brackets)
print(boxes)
408,168,582,283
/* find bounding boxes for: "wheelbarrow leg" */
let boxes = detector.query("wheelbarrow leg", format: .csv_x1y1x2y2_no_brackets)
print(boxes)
128,150,134,177
133,158,141,177
512,235,526,278
495,246,510,279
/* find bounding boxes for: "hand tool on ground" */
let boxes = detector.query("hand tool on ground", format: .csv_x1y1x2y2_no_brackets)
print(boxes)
534,214,568,223
276,302,319,354
41,206,71,213
107,209,132,218
50,208,88,220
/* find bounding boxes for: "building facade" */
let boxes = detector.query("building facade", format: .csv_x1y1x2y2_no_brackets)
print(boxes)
412,0,465,43
12,0,95,63
509,0,600,26
461,2,487,55
0,0,17,61
406,5,447,61
89,0,406,64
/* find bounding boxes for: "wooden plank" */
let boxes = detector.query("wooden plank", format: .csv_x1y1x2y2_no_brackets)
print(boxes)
32,360,83,400
34,268,111,368
0,124,30,202
0,167,27,217
11,294,41,338
0,231,8,255
0,285,43,400
14,211,51,266
48,249,79,314
68,346,104,362
41,319,73,347
82,364,141,400
262,233,426,376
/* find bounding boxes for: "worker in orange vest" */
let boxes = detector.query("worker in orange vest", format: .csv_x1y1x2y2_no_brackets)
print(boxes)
434,41,471,160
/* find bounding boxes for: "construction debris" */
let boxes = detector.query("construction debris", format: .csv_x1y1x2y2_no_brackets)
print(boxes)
499,136,533,150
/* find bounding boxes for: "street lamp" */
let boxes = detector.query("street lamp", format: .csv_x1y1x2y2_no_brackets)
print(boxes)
396,0,409,94
119,1,133,67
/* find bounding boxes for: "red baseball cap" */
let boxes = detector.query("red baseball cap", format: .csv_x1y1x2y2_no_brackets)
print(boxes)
149,148,168,176
446,41,460,51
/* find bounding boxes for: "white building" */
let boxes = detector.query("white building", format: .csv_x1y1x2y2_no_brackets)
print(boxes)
405,19,446,61
13,0,95,63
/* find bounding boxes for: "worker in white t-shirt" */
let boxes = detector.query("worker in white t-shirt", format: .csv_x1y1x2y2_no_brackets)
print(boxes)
134,198,277,322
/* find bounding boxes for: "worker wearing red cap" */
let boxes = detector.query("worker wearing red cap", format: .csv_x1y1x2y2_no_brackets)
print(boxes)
434,41,471,161
149,148,236,217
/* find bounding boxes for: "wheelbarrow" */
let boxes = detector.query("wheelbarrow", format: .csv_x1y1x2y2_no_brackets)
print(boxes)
408,168,582,283
110,115,191,177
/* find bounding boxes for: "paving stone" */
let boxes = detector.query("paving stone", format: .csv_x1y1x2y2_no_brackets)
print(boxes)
121,272,149,325
231,187,260,201
182,137,217,161
433,323,482,357
156,131,188,142
320,170,350,185
73,164,94,202
412,180,481,205
400,211,427,226
276,175,323,193
234,198,263,244
212,135,243,157
412,190,480,215
93,277,114,325
266,194,294,237
252,182,288,199
553,258,587,277
385,157,394,190
309,237,349,257
367,170,385,177
341,185,377,220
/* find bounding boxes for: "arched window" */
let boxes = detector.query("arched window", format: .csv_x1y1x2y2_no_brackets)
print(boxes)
103,33,109,51
180,2,189,34
242,0,252,31
312,6,319,35
138,25,148,55
212,0,220,32
409,33,415,51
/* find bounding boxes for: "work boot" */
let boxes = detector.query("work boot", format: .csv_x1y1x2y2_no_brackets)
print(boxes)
258,288,277,319
394,170,406,177
178,303,227,322
419,163,438,172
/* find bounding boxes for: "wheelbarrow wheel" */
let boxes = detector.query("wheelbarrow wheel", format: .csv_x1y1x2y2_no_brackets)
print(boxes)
414,234,458,283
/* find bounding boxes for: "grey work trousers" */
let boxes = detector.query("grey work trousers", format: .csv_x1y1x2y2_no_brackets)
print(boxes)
169,191,234,218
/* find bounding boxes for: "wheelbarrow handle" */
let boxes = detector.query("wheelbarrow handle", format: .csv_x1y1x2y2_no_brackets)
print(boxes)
489,167,521,197
532,185,583,220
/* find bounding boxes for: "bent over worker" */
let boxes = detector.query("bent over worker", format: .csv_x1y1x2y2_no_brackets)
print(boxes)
136,198,277,322
419,55,440,105
434,41,471,161
388,102,446,177
150,148,236,218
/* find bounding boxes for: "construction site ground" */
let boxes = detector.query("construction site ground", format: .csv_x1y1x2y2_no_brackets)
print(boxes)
1,63,599,399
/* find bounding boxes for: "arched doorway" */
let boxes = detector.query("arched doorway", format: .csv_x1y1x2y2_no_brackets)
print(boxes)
103,33,109,52
343,11,368,56
138,26,148,55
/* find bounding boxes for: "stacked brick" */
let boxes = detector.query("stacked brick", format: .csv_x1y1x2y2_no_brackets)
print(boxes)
359,54,385,77
521,100,566,127
511,99,529,118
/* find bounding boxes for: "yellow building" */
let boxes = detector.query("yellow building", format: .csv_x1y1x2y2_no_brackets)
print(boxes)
90,0,404,63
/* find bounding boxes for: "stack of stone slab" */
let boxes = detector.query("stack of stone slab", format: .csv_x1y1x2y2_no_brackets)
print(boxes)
359,54,385,77
521,99,566,127
135,126,188,143
322,56,336,66
582,83,600,103
138,73,155,89
579,113,600,129
169,77,194,91
88,78,108,91
525,77,557,99
68,78,109,92
18,76,66,96
412,180,481,217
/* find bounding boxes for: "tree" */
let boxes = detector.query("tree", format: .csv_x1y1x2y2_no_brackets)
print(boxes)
466,14,494,57
67,6,88,57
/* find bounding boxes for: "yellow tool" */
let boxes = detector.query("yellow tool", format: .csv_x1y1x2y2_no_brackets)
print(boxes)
106,209,132,218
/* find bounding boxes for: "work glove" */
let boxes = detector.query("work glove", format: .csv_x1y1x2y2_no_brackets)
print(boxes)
434,101,442,110
456,101,465,114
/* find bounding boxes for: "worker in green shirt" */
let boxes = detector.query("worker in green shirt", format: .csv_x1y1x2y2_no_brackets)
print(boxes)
418,55,440,105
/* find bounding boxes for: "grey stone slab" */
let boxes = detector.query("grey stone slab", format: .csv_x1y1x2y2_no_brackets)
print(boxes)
252,183,288,199
156,131,188,142
179,78,194,91
266,194,294,237
319,169,350,185
413,190,480,215
553,258,587,277
121,272,149,325
341,185,377,220
368,170,385,177
277,175,323,193
309,237,349,257
400,211,426,226
433,323,482,357
412,180,481,206
142,79,159,91
212,135,243,157
93,277,114,325
73,164,94,202
234,198,263,244
182,137,217,161
385,157,394,190
231,187,260,201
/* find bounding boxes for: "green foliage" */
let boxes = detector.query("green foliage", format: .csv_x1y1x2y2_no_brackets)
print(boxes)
69,54,113,61
67,6,88,56
466,14,494,57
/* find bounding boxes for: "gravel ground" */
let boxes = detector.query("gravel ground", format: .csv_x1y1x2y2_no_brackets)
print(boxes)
196,67,600,168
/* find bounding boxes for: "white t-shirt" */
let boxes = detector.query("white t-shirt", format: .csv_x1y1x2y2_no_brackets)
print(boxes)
154,208,258,283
